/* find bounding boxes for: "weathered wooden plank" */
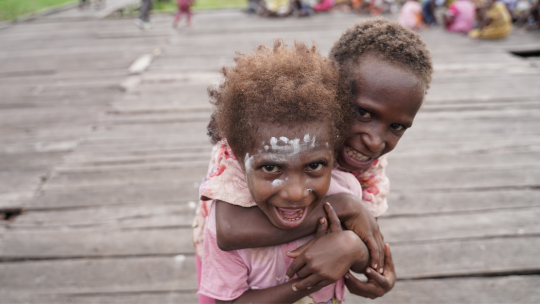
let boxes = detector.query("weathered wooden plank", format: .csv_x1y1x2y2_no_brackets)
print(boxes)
387,167,540,190
385,189,540,216
390,134,540,157
0,292,199,304
345,275,540,304
0,256,197,294
0,228,194,259
0,170,45,195
63,150,212,167
380,207,540,243
11,202,197,229
388,152,540,174
391,236,540,279
24,183,199,209
0,152,64,171
43,166,208,190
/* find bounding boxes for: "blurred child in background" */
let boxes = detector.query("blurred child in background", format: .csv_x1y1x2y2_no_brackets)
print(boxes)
173,0,195,27
399,0,425,29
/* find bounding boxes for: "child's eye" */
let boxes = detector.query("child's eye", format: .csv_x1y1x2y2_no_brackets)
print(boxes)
391,123,405,131
306,163,324,172
261,165,279,173
357,108,371,119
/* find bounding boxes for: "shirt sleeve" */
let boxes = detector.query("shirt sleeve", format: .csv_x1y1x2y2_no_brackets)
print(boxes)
199,140,257,208
199,227,250,301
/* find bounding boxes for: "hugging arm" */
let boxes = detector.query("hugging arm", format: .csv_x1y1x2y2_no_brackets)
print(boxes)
215,193,385,271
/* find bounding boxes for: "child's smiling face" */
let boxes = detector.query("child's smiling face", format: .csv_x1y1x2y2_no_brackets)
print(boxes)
241,123,334,230
337,55,425,172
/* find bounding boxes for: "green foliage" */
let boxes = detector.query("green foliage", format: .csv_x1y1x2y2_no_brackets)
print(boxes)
0,0,75,21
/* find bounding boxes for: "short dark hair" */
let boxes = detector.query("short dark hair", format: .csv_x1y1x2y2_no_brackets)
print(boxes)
330,17,433,91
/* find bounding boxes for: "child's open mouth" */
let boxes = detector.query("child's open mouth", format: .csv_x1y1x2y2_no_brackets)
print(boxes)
273,206,308,228
343,145,375,168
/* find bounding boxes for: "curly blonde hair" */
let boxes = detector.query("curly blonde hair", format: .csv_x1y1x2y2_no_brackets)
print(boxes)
208,39,350,160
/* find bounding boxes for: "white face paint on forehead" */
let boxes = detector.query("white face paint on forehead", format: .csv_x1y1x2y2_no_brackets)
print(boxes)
262,134,317,155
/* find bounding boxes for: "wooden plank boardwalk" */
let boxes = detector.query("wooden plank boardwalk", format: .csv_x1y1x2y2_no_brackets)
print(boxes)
1,9,540,303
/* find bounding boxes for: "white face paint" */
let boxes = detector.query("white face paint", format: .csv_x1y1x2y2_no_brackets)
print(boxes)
244,153,254,173
271,179,284,187
265,134,318,158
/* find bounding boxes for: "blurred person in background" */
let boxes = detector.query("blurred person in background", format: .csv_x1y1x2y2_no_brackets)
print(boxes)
173,0,195,27
370,0,386,15
264,0,292,16
469,0,512,38
399,0,425,29
292,0,314,16
445,0,476,32
500,0,519,17
515,0,540,29
135,0,153,29
351,0,371,13
313,0,336,12
422,0,446,26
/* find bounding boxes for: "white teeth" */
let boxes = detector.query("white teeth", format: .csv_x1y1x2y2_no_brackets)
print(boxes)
277,209,303,221
346,146,371,162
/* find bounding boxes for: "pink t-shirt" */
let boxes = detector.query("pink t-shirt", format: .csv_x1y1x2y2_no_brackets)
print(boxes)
446,0,476,33
199,170,360,302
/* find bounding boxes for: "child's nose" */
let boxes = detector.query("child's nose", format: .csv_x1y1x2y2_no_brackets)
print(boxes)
362,128,386,153
280,177,310,203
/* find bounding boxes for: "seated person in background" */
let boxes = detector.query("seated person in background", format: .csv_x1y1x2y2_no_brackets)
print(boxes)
469,0,512,38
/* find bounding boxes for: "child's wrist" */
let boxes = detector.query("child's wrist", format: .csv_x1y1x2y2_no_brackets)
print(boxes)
327,193,359,222
342,230,370,270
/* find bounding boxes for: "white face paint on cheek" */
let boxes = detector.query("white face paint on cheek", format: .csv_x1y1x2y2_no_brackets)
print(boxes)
271,179,284,187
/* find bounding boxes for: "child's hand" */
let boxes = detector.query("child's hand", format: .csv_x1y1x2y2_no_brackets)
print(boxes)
339,195,386,274
344,243,396,299
285,202,369,292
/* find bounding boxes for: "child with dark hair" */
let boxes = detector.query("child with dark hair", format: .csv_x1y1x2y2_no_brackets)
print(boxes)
194,18,433,302
199,40,370,303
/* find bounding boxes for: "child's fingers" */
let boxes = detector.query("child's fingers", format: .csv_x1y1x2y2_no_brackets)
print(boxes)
343,272,374,298
285,254,307,280
344,272,382,299
366,237,380,271
364,267,390,290
291,274,321,292
384,243,395,272
377,234,385,273
315,217,328,238
324,202,342,233
286,239,315,259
